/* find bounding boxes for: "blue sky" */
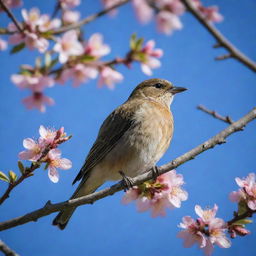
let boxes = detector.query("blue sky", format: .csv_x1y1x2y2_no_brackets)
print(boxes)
0,0,256,255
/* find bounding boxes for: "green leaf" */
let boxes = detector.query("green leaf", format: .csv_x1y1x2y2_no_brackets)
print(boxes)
238,201,248,216
80,55,97,63
8,171,17,183
0,171,10,183
130,33,137,50
44,52,52,68
10,42,25,54
234,219,253,225
18,161,25,174
134,38,144,51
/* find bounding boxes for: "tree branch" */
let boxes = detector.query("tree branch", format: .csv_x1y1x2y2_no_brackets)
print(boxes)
181,0,256,73
0,0,23,33
197,105,234,124
0,107,255,231
0,240,19,256
53,0,130,34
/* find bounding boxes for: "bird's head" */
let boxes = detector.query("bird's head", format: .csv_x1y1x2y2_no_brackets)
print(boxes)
129,78,187,107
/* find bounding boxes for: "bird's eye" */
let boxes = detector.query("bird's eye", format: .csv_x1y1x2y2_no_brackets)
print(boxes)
154,83,164,89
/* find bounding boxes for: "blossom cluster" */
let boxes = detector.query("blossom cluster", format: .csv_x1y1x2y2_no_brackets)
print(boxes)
102,0,223,35
178,205,231,256
122,170,188,217
19,125,72,183
11,27,162,111
229,173,256,211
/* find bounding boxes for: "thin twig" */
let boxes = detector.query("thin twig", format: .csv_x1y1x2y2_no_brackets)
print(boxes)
181,0,256,72
0,107,255,231
197,105,234,124
0,240,19,256
53,0,130,34
0,0,23,33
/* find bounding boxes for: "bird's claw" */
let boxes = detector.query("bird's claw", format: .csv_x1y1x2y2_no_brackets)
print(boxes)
151,166,160,180
119,171,134,192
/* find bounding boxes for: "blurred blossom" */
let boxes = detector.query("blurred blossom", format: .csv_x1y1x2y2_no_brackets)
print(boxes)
140,40,163,76
63,10,80,23
98,66,123,89
0,0,22,12
47,149,72,183
11,74,54,92
101,0,121,16
132,0,153,24
192,0,223,23
178,205,231,256
156,11,183,35
156,0,185,15
84,33,111,58
59,0,81,9
53,30,84,63
122,170,188,217
22,92,54,112
229,173,256,210
58,64,98,87
0,37,8,51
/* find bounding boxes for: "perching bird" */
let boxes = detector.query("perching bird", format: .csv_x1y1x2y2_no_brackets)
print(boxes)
53,78,187,229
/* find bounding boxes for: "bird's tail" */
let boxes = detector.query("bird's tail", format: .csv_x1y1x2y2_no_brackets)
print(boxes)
52,173,103,230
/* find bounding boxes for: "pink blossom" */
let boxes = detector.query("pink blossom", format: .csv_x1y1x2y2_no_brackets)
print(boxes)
84,33,111,58
58,64,98,87
63,10,80,24
101,0,121,16
156,0,185,15
140,40,163,76
47,149,72,183
23,92,54,112
132,0,153,24
156,11,183,35
59,0,80,9
178,205,231,256
122,170,188,217
8,21,49,53
53,30,84,63
230,173,256,210
21,8,42,30
39,125,57,145
195,204,218,224
38,15,61,32
178,216,207,249
19,138,43,161
98,66,123,89
208,218,231,249
11,74,54,92
192,0,223,23
0,37,8,51
0,0,22,12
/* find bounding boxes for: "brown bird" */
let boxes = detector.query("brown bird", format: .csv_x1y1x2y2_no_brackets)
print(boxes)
53,78,187,229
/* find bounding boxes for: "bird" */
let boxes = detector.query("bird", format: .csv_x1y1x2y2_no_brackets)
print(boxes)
52,78,187,229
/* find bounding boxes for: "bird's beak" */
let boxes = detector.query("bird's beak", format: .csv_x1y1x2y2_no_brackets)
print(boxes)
169,86,187,94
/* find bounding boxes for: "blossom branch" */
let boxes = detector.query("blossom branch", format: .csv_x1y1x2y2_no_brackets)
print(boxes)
0,107,255,231
0,0,23,33
181,0,256,72
0,127,72,205
0,240,19,256
197,105,234,124
53,0,130,34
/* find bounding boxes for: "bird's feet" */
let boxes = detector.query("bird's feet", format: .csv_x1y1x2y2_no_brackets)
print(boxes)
151,166,160,180
119,171,134,192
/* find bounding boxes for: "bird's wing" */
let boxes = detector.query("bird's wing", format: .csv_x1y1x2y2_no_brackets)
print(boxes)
72,107,135,185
